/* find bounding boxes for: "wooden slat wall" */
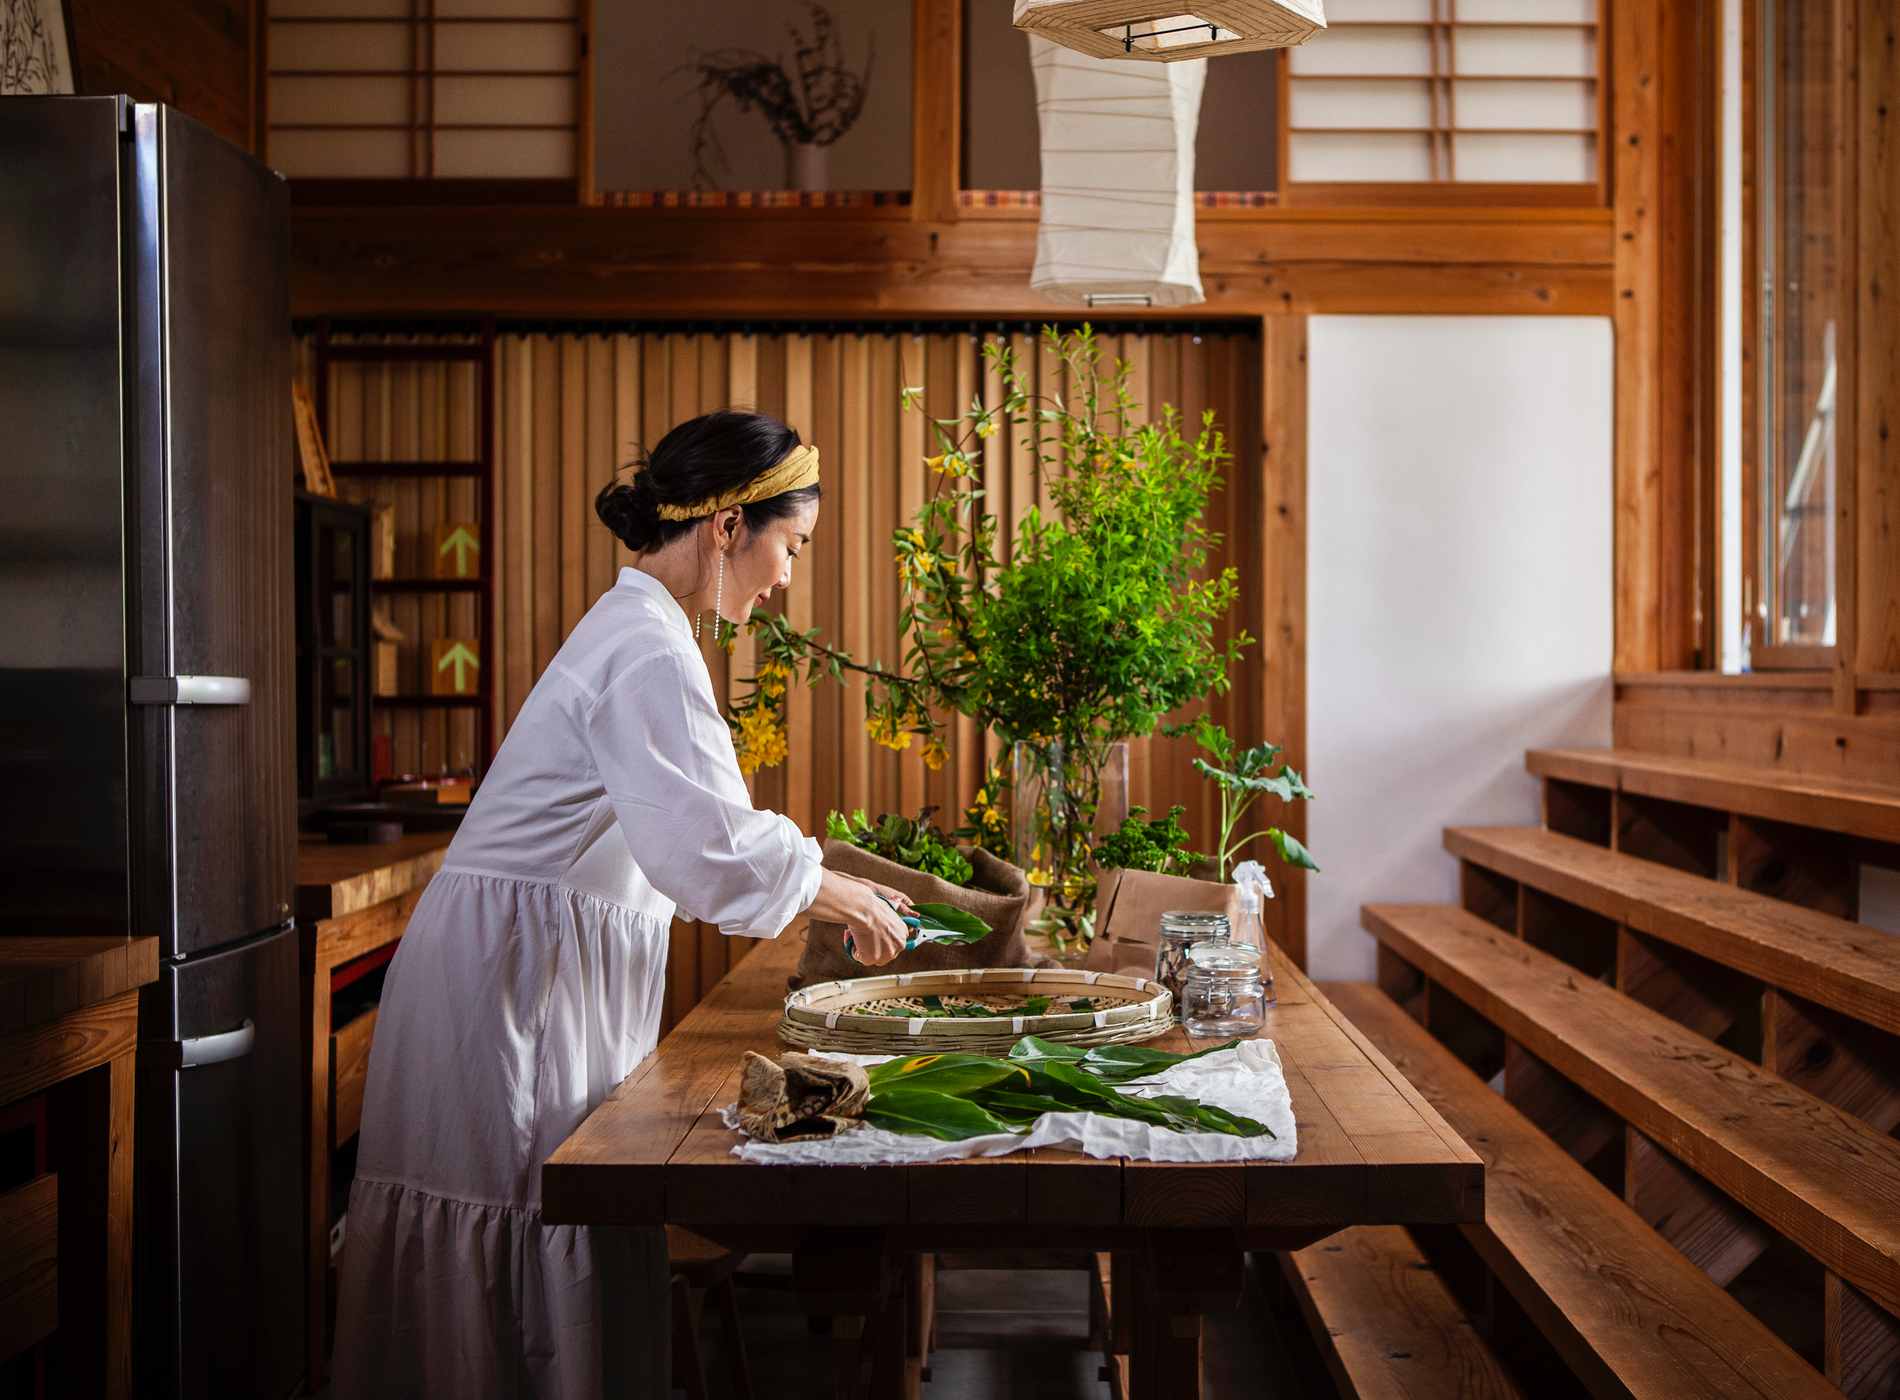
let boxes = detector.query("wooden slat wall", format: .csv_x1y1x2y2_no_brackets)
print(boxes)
294,337,483,779
309,326,1265,1031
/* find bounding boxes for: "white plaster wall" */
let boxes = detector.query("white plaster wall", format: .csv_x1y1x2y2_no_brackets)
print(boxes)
1304,316,1615,981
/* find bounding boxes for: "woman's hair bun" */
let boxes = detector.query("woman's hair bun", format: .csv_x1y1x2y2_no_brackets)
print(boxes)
594,468,663,552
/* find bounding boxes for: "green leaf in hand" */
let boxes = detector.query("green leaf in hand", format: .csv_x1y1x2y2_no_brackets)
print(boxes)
910,902,993,943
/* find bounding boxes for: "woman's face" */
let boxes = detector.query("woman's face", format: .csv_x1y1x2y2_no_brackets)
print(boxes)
716,497,819,624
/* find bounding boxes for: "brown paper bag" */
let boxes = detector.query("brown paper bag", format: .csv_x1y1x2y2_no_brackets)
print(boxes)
1085,867,1240,978
793,841,1034,987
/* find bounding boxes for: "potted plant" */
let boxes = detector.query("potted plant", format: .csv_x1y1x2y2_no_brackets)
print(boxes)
726,326,1247,960
677,3,874,193
797,807,1033,986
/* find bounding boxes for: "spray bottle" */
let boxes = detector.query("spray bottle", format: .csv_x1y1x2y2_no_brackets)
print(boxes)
1231,859,1277,1007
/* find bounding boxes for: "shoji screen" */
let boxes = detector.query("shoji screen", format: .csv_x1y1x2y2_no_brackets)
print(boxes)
1285,0,1603,194
267,0,582,179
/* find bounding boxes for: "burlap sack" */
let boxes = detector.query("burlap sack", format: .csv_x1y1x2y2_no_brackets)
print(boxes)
793,840,1033,987
1085,867,1241,978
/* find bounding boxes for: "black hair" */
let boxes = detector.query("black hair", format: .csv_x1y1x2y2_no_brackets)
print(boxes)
594,409,821,553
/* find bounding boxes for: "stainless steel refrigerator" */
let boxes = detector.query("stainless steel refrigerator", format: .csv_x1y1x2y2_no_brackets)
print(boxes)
0,97,303,1399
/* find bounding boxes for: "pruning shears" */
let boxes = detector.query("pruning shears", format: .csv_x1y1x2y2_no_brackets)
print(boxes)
844,894,925,964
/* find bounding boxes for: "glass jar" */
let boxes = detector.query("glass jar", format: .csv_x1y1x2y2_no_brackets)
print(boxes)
1154,910,1230,1009
1181,942,1269,1038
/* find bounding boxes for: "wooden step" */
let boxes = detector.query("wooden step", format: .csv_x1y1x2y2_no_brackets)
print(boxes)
1360,903,1900,1323
1528,748,1900,846
1443,825,1900,1037
1283,1225,1527,1399
1322,982,1838,1400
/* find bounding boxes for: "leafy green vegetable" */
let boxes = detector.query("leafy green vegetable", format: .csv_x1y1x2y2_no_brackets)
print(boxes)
1094,805,1205,876
1070,1040,1243,1084
825,807,974,886
1019,996,1051,1017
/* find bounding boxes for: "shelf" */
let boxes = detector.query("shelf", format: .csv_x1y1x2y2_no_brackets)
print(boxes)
373,695,484,709
330,460,486,479
1288,73,1598,82
1291,127,1597,136
320,344,488,364
370,578,483,593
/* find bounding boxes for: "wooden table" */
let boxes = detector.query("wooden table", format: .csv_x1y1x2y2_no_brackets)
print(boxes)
296,830,452,1388
0,936,160,1400
544,932,1483,1398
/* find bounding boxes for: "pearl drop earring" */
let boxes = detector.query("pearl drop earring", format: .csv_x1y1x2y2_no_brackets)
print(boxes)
714,551,725,630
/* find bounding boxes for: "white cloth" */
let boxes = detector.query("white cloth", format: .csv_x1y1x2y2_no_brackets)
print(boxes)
334,567,823,1400
724,1041,1298,1165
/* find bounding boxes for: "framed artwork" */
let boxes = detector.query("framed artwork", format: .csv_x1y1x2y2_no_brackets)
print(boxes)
1,0,76,96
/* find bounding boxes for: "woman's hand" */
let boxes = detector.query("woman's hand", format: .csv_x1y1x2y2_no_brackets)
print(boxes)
808,869,909,966
846,875,915,916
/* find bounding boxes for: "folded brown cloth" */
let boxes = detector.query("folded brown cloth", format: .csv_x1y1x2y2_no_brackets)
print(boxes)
793,840,1035,988
735,1051,871,1142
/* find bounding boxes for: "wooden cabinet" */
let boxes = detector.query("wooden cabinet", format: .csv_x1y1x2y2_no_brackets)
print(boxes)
0,937,160,1399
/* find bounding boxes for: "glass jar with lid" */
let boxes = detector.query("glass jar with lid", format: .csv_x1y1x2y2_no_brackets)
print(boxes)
1181,942,1269,1038
1154,909,1230,1009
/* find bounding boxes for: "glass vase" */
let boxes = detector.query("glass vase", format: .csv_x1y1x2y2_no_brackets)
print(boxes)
1011,739,1129,961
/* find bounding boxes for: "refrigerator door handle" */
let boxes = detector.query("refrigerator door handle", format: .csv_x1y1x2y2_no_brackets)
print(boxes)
165,1017,257,1069
128,674,253,706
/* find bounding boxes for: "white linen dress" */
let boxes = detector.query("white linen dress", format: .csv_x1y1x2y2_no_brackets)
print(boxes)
333,565,822,1399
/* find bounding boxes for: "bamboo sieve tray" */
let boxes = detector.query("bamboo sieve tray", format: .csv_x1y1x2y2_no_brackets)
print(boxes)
780,966,1174,1054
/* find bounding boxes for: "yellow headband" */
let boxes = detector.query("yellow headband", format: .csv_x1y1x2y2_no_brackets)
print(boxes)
655,444,821,522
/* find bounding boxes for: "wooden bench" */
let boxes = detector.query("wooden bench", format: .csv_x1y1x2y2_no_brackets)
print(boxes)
1444,825,1900,1037
1363,902,1900,1394
1282,1224,1526,1399
1323,981,1836,1400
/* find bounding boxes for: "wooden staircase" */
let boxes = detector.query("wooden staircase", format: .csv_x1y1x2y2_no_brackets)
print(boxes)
1289,747,1900,1400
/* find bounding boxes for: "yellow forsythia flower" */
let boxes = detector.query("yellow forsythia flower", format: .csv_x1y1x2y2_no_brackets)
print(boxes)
976,419,997,439
922,736,947,772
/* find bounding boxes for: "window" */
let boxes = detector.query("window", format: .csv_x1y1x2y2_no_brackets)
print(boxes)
1282,0,1603,202
1746,0,1843,661
266,0,583,184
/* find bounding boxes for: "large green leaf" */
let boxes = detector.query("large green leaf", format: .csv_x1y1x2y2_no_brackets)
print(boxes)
862,1089,1023,1141
1266,828,1320,871
1005,1036,1090,1067
1077,1040,1242,1084
866,1053,1031,1096
910,902,993,942
1142,1094,1273,1138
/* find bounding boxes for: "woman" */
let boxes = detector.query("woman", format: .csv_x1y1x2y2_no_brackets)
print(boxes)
333,410,913,1398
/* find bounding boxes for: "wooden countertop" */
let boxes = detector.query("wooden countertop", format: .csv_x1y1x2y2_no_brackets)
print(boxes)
0,937,161,1036
296,831,454,923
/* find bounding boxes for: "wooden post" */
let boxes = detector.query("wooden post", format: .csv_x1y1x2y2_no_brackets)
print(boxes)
1259,317,1309,970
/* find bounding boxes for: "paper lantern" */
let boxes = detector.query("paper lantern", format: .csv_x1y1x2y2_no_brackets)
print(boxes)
1013,0,1324,62
1028,35,1206,307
